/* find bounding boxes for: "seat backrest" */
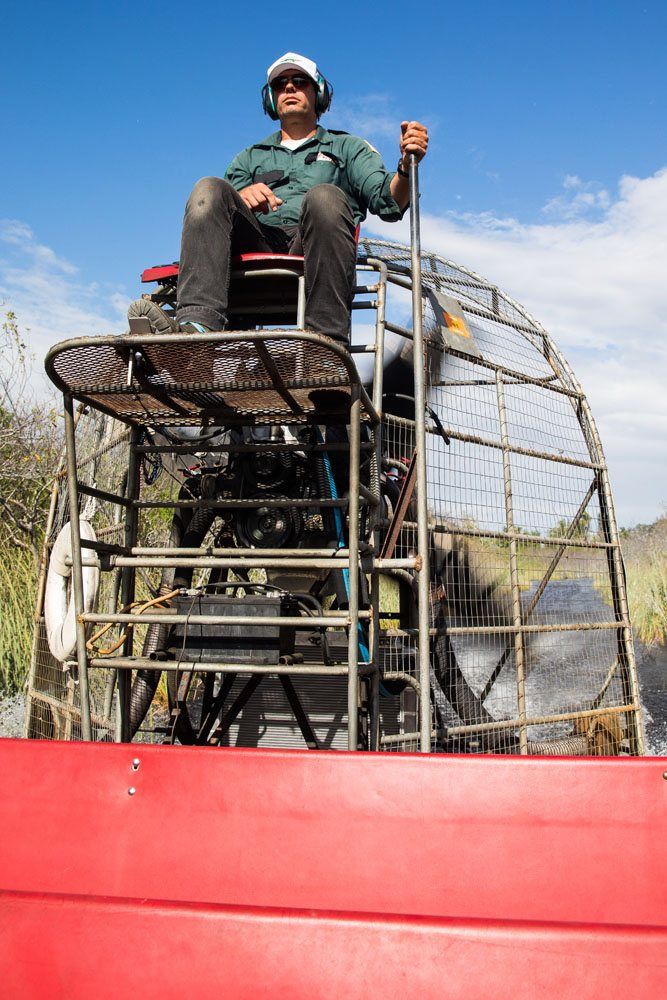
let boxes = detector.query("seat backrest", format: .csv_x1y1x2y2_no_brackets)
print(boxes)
140,255,304,326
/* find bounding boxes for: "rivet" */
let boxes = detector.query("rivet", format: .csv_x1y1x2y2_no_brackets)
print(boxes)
663,771,667,781
128,786,136,796
131,758,141,771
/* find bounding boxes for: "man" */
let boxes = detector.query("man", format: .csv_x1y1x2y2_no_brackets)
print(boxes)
131,52,428,344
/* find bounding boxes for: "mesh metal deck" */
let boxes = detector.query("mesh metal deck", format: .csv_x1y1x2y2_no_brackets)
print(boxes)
45,331,375,426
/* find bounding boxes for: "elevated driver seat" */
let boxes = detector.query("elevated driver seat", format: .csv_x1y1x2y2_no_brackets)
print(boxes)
141,253,306,329
141,225,359,331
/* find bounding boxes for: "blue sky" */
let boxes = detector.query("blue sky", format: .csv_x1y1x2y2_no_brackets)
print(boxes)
2,0,667,525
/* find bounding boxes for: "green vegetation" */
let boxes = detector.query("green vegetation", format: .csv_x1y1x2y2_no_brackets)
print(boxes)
0,311,61,694
549,510,592,540
0,548,38,694
621,517,667,645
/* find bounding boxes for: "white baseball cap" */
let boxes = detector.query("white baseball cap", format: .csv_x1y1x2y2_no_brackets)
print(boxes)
267,52,320,85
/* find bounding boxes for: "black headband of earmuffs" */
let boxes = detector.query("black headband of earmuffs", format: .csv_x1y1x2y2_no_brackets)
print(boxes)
261,74,333,120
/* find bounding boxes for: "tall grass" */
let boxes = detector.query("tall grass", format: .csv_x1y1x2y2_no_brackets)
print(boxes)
0,547,37,695
625,550,667,646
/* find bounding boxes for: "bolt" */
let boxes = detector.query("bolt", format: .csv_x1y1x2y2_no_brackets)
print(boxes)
128,787,136,796
131,758,140,771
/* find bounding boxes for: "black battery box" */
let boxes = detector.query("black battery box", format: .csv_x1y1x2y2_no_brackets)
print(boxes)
167,594,297,665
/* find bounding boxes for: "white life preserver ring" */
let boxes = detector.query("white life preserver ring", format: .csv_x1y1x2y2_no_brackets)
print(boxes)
44,520,100,662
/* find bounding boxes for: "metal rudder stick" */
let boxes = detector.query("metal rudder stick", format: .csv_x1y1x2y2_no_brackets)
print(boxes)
408,154,433,753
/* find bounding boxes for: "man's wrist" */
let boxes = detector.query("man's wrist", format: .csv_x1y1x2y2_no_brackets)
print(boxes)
396,158,409,178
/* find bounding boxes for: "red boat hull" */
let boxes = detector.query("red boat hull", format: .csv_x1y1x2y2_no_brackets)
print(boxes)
1,740,665,997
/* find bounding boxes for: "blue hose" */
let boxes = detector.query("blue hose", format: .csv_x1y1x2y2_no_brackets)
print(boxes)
318,433,370,664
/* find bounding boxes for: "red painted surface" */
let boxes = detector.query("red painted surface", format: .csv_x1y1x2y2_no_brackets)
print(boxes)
1,740,665,995
233,252,304,269
3,890,666,999
140,262,178,282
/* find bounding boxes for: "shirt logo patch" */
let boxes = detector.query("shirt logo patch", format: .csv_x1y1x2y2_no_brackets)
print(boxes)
315,152,337,163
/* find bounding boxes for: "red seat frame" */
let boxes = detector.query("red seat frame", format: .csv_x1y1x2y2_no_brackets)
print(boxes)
141,253,304,285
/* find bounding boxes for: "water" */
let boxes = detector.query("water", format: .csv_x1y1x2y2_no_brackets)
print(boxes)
637,643,667,756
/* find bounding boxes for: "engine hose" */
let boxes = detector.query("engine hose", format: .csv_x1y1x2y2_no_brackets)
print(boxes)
317,431,370,665
126,578,182,737
314,452,336,539
527,736,589,756
172,505,218,589
128,669,162,736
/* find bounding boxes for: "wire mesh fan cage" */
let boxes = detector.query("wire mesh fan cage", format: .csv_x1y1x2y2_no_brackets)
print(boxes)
26,236,643,755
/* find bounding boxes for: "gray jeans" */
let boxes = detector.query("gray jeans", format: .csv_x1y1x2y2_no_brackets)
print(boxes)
176,178,357,343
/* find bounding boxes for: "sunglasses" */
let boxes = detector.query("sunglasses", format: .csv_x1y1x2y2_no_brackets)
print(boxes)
271,74,312,92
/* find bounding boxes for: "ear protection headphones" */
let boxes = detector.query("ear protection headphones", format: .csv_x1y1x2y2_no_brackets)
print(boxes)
261,74,333,120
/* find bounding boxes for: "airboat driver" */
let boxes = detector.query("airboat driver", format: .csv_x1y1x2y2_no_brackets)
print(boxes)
130,52,428,344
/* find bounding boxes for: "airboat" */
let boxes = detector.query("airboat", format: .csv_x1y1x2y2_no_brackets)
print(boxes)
2,166,665,995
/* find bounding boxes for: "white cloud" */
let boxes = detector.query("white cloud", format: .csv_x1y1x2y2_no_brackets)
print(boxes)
367,168,667,525
0,220,126,386
333,93,398,141
542,174,611,220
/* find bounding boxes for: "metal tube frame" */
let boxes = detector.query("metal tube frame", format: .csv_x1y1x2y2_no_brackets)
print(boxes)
116,427,141,742
495,371,528,753
366,258,388,750
408,157,433,753
63,394,93,741
89,658,375,676
103,556,419,571
346,383,362,750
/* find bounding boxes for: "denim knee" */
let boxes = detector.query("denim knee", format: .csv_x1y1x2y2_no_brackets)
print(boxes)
300,184,352,225
186,177,236,219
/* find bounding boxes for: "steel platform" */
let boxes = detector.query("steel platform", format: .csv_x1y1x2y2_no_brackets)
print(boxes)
45,330,378,427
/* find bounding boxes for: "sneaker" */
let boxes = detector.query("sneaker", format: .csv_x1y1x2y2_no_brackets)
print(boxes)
127,299,179,334
127,299,212,335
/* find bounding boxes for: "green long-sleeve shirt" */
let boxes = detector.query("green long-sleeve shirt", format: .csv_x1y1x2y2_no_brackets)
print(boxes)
225,125,405,229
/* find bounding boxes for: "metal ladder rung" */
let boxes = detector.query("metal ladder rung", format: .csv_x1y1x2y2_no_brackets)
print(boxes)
81,613,358,629
87,657,374,676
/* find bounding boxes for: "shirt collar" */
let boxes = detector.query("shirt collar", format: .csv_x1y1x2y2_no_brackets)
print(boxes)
256,125,333,149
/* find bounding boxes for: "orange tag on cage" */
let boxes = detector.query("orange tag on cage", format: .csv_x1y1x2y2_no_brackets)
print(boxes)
426,289,482,360
443,310,471,338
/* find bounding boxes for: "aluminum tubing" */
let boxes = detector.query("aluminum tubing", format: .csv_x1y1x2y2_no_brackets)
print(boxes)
129,481,213,736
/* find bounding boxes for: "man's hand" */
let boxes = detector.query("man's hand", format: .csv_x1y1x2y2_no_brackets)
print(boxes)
239,183,284,213
399,121,429,169
390,121,429,210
